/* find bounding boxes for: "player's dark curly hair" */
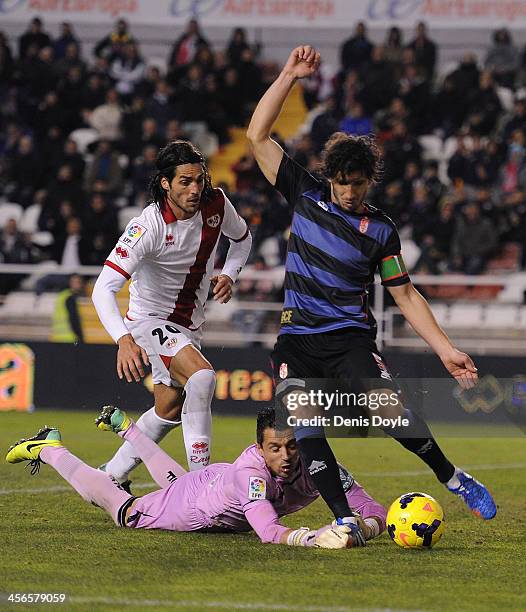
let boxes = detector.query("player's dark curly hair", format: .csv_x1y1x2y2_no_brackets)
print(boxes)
256,406,276,445
321,132,382,183
148,140,214,206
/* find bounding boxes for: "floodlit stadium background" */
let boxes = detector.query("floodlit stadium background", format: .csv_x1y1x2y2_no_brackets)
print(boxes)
1,1,526,413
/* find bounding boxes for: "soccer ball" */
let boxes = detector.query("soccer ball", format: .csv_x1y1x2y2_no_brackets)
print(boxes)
386,492,445,549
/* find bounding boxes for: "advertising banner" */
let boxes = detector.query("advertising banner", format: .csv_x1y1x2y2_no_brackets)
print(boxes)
1,0,526,28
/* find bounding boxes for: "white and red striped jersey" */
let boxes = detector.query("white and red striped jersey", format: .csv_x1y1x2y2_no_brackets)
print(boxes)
93,188,250,342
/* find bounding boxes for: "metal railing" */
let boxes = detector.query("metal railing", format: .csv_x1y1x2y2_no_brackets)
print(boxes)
0,264,525,353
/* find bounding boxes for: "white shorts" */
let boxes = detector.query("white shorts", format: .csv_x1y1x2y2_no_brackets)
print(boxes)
125,318,203,387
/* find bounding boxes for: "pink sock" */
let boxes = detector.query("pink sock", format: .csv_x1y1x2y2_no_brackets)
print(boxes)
41,446,132,526
119,422,187,488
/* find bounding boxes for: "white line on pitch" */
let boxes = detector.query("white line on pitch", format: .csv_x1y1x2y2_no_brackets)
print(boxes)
0,462,524,497
68,596,411,611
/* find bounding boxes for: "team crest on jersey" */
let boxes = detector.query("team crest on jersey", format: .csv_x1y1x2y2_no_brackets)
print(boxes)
165,233,174,246
207,214,221,228
359,217,370,234
115,246,129,259
248,476,266,500
279,362,288,379
119,223,147,248
372,352,392,380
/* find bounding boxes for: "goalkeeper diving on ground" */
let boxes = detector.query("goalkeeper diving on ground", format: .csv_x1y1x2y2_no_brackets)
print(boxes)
5,406,386,549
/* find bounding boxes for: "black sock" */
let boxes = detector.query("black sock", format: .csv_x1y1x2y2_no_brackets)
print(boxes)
386,409,455,483
296,435,352,519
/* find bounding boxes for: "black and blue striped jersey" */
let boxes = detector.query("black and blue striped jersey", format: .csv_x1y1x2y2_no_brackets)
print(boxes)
275,153,410,337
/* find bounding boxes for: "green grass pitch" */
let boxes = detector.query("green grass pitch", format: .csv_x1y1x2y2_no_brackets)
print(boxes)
0,410,525,612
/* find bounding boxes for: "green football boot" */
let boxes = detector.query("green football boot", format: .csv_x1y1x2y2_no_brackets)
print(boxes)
95,405,132,434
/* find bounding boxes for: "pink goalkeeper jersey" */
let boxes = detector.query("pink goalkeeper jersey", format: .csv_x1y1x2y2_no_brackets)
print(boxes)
104,188,248,330
130,445,387,542
131,445,319,543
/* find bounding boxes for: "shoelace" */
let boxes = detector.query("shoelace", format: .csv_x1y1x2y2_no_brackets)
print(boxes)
25,459,42,476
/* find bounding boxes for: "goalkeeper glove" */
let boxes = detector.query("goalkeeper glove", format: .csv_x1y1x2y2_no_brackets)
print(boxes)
286,524,352,549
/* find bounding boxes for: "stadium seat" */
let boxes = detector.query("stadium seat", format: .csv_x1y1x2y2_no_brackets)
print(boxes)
0,202,24,227
418,135,443,160
69,128,99,154
31,231,54,247
18,203,42,234
496,87,514,112
430,303,449,326
118,207,143,231
484,305,519,328
447,304,484,328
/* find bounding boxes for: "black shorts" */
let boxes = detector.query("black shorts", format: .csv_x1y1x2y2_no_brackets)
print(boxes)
271,327,397,394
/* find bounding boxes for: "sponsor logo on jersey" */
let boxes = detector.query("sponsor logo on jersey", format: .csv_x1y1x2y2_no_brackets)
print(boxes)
191,441,209,453
165,233,174,246
119,223,147,248
207,214,221,228
280,309,292,324
279,362,288,379
359,217,370,234
308,460,327,475
248,476,266,500
165,337,177,349
116,246,129,259
317,200,329,211
372,352,392,380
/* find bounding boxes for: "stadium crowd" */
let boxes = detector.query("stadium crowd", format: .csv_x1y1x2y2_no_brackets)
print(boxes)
0,17,525,291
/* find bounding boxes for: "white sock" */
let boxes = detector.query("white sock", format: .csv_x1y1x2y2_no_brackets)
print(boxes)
182,369,215,471
104,406,180,482
446,466,463,490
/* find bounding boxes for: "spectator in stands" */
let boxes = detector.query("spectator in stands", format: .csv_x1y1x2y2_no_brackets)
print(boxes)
84,139,123,198
56,138,86,182
168,19,208,78
447,137,472,185
383,26,404,81
56,65,85,132
55,41,86,80
485,28,520,89
432,74,469,137
81,73,108,111
498,96,526,143
339,102,373,136
451,202,497,274
0,218,35,295
41,126,66,175
413,199,456,274
50,273,85,343
423,160,446,208
219,65,245,126
407,21,437,80
45,164,85,211
226,27,250,67
124,117,164,160
110,41,145,100
94,19,134,63
7,135,43,208
144,79,177,135
130,144,157,206
396,63,431,134
89,89,122,143
340,21,373,75
0,31,14,88
382,120,422,183
499,141,526,196
53,22,78,61
449,53,481,100
202,73,230,145
51,216,91,267
311,95,342,153
18,17,51,60
237,48,264,105
361,46,396,114
176,63,207,122
375,96,409,136
466,71,502,135
82,193,119,265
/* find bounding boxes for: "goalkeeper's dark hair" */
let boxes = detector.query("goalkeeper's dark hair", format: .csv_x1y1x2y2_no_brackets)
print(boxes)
256,406,277,445
148,140,214,206
321,132,382,183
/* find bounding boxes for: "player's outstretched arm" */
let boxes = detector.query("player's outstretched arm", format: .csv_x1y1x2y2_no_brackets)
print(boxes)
387,282,478,389
247,45,320,185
